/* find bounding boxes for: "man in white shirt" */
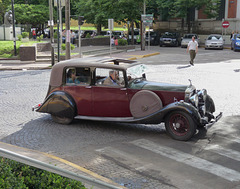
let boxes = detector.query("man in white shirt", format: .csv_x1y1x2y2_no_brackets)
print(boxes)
187,36,198,66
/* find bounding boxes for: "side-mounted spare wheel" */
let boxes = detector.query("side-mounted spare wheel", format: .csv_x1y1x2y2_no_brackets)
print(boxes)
130,90,163,118
165,111,197,141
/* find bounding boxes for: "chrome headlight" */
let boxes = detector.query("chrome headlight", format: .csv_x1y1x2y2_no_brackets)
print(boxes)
198,89,207,102
189,94,199,107
185,84,196,101
236,42,240,46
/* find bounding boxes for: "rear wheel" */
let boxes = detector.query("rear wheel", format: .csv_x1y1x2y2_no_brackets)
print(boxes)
165,111,196,141
51,115,73,125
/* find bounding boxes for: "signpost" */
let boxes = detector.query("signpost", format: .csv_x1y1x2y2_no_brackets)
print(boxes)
108,19,114,57
222,21,230,28
141,14,153,50
222,20,230,43
78,16,84,58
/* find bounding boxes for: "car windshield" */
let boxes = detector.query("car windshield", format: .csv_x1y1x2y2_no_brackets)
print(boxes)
162,33,177,38
183,34,197,39
146,32,157,37
208,35,222,40
99,31,107,35
113,32,122,35
129,31,139,35
236,35,240,40
126,64,147,79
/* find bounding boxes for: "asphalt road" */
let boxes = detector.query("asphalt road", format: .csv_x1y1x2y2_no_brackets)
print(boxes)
0,47,240,189
138,46,239,65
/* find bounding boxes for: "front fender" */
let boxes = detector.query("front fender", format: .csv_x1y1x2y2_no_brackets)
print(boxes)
37,91,76,119
134,101,201,124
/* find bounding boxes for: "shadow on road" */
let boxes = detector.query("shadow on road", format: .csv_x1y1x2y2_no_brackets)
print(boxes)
177,65,191,69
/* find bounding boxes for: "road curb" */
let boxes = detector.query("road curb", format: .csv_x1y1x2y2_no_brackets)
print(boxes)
127,52,160,60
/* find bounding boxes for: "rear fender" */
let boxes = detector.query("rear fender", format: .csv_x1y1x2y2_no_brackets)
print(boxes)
37,91,77,119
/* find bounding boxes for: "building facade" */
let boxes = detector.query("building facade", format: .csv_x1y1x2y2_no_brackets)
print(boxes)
154,0,240,35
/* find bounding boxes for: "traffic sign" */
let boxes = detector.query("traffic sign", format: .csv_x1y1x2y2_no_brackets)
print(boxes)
222,21,230,28
142,14,153,26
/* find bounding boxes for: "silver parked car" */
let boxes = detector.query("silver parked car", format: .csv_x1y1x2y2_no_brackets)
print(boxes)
205,34,224,50
181,34,199,48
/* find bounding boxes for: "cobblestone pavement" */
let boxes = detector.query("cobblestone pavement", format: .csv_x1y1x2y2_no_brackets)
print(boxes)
0,57,240,188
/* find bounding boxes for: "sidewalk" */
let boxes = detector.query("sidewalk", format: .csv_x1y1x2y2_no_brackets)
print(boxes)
0,142,125,189
0,45,160,71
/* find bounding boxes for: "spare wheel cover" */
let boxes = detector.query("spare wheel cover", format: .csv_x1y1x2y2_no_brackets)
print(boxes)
130,90,163,118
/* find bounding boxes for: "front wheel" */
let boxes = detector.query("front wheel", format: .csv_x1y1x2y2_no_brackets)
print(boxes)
165,111,196,141
51,115,73,125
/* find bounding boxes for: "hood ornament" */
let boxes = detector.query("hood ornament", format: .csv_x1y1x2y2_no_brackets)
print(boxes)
188,79,192,86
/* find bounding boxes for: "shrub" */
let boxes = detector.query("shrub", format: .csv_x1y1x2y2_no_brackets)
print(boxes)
0,157,86,188
61,43,75,51
17,34,22,41
22,32,29,38
37,34,44,42
54,32,58,39
85,33,91,38
118,38,128,46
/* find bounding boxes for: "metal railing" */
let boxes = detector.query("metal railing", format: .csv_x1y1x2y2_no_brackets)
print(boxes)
0,147,124,189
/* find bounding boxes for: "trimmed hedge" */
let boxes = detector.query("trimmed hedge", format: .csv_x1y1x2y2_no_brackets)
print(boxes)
0,157,86,189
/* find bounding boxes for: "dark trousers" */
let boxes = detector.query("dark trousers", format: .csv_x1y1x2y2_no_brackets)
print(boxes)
189,50,196,63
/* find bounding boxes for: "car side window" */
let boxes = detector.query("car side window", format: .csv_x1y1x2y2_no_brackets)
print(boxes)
95,68,125,87
66,67,91,85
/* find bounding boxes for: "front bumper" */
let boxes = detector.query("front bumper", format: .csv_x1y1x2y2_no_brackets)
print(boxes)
205,44,223,49
205,112,223,129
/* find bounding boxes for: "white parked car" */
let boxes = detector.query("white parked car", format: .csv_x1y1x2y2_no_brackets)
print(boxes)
205,34,224,50
181,34,199,48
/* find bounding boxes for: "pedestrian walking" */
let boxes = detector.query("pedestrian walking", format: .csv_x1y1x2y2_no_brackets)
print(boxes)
187,36,198,66
111,36,115,46
32,29,36,40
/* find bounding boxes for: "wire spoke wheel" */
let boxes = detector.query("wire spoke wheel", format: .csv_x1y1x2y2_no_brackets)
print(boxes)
165,111,196,141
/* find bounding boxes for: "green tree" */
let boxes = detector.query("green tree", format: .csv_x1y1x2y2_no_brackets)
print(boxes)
0,0,11,24
156,0,220,32
73,0,109,34
13,4,49,35
74,0,144,44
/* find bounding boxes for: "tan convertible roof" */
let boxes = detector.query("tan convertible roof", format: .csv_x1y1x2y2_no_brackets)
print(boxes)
50,57,139,87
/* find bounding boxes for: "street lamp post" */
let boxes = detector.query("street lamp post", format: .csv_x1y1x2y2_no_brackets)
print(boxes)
11,0,17,56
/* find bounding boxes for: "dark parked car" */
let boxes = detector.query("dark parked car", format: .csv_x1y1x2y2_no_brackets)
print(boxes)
112,31,124,39
145,31,160,46
81,30,96,38
33,58,221,141
231,33,240,51
160,32,181,47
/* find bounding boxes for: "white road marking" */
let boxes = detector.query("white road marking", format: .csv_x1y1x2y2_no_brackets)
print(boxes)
205,144,240,162
131,139,240,182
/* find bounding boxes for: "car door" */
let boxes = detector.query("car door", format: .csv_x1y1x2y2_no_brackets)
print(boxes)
92,68,131,117
64,67,92,116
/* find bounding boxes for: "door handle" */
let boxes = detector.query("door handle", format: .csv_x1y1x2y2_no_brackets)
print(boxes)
85,86,92,89
120,88,127,91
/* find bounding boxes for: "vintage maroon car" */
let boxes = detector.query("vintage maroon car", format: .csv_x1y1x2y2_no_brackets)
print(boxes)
33,57,221,141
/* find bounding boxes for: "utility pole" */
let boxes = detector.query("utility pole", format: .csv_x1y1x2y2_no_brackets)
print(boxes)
49,0,54,43
57,0,60,62
141,0,146,51
65,0,71,60
11,0,17,56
